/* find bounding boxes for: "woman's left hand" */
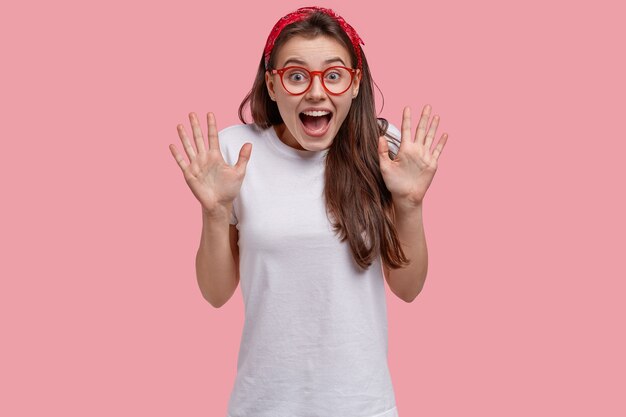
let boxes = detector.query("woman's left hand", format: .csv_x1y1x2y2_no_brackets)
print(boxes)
378,104,448,209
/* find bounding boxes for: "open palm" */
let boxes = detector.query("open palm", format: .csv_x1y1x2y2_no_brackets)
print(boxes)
378,104,448,208
169,112,252,212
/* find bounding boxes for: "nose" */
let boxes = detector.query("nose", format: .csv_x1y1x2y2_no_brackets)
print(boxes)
305,73,326,100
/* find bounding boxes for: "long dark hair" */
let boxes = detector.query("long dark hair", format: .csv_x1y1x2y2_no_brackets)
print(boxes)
238,11,409,271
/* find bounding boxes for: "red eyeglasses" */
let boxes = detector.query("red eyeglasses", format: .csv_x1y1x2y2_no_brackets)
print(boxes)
269,66,358,96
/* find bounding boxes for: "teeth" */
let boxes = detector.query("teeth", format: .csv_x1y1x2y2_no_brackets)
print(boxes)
301,110,330,117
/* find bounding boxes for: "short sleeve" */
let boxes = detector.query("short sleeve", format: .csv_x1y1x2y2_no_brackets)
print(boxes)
386,122,401,139
385,122,402,156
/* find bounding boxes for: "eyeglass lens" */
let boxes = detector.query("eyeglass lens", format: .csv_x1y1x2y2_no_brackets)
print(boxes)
281,67,352,95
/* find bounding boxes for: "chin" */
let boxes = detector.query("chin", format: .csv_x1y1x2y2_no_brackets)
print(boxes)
298,128,335,150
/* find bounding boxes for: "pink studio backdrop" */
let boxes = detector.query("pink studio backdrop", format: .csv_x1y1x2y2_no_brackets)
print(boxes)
1,0,624,416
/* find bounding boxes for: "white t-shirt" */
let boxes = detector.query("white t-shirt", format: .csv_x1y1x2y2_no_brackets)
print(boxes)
218,122,402,417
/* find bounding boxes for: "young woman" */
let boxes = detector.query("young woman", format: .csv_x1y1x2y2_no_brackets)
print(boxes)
169,6,448,417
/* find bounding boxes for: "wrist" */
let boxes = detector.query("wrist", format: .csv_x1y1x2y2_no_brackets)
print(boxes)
201,203,232,221
392,197,423,214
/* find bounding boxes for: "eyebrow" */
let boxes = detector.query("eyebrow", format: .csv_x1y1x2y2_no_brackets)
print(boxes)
282,57,347,67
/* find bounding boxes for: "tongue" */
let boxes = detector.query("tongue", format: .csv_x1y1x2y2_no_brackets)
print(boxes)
301,114,330,131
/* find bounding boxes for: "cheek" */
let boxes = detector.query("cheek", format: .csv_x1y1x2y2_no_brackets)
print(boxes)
276,100,299,122
332,99,354,127
337,98,354,116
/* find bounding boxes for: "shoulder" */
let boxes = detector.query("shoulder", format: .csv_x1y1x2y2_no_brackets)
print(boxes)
386,122,401,140
377,119,401,140
217,123,269,162
376,118,401,139
217,123,267,142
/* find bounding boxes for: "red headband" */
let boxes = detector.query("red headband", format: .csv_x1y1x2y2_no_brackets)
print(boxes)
263,6,365,71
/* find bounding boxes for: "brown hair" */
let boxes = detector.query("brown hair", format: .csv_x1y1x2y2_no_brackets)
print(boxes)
238,11,409,271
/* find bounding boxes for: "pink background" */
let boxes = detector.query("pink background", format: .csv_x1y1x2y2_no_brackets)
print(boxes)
2,0,624,415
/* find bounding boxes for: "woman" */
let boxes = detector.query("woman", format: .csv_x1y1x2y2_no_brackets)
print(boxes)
169,6,448,417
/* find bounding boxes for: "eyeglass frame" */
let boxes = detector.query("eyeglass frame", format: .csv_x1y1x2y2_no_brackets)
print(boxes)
268,65,359,96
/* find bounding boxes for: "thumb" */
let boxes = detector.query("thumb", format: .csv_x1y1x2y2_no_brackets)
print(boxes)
378,136,391,167
234,143,252,173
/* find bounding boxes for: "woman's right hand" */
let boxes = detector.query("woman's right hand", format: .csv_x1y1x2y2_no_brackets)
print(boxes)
169,112,252,214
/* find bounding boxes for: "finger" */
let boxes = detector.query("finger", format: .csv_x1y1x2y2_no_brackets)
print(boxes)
234,143,253,173
177,123,197,160
432,133,448,161
424,114,439,151
206,112,219,152
378,136,391,167
401,106,411,146
169,144,189,171
189,112,206,155
415,104,431,145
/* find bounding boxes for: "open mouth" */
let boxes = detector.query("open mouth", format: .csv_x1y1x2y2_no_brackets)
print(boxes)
298,111,333,136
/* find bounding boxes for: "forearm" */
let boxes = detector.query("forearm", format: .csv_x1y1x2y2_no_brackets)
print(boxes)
388,202,428,302
195,205,238,308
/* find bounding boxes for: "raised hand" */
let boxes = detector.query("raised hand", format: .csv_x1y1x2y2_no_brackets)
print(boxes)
378,104,448,209
169,112,252,214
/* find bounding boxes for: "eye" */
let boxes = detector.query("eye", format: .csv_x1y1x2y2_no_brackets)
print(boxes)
287,71,308,83
324,69,345,83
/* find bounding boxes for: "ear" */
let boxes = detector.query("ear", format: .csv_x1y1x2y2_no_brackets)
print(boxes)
265,71,276,101
352,69,362,99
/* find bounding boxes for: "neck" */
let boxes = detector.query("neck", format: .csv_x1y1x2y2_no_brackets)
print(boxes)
273,124,306,151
